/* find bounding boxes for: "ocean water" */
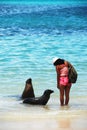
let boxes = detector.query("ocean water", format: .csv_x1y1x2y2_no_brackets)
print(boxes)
0,0,87,118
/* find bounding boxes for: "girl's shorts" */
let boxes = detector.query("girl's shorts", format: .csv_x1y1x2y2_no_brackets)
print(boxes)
59,76,69,86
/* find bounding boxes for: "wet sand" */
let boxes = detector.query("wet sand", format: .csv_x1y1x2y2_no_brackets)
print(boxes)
0,111,87,130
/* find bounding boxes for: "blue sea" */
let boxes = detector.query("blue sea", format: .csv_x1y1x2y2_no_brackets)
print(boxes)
0,0,87,120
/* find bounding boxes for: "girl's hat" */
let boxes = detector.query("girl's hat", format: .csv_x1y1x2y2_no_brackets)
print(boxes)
52,57,59,64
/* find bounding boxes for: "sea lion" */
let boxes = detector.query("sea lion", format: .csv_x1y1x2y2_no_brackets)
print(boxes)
23,89,54,105
21,78,35,99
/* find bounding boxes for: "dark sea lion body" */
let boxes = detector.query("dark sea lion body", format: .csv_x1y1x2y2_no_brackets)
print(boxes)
21,78,35,99
23,89,54,105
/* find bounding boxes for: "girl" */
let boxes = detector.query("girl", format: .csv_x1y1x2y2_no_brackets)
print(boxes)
53,57,72,106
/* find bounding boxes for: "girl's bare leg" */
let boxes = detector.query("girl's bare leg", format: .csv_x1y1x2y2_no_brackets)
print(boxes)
59,86,65,106
65,85,71,105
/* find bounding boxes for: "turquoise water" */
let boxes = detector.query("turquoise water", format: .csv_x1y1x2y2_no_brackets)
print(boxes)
0,0,87,115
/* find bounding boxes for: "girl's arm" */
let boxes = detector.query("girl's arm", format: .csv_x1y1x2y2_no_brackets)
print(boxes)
56,66,60,89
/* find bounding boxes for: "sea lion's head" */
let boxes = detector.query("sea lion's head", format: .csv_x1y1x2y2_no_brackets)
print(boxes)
44,89,54,95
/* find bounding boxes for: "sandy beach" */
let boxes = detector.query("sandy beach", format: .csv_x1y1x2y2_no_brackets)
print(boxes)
0,115,87,130
0,108,87,130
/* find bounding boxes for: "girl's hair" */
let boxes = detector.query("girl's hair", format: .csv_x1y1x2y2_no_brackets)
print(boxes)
54,58,64,66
